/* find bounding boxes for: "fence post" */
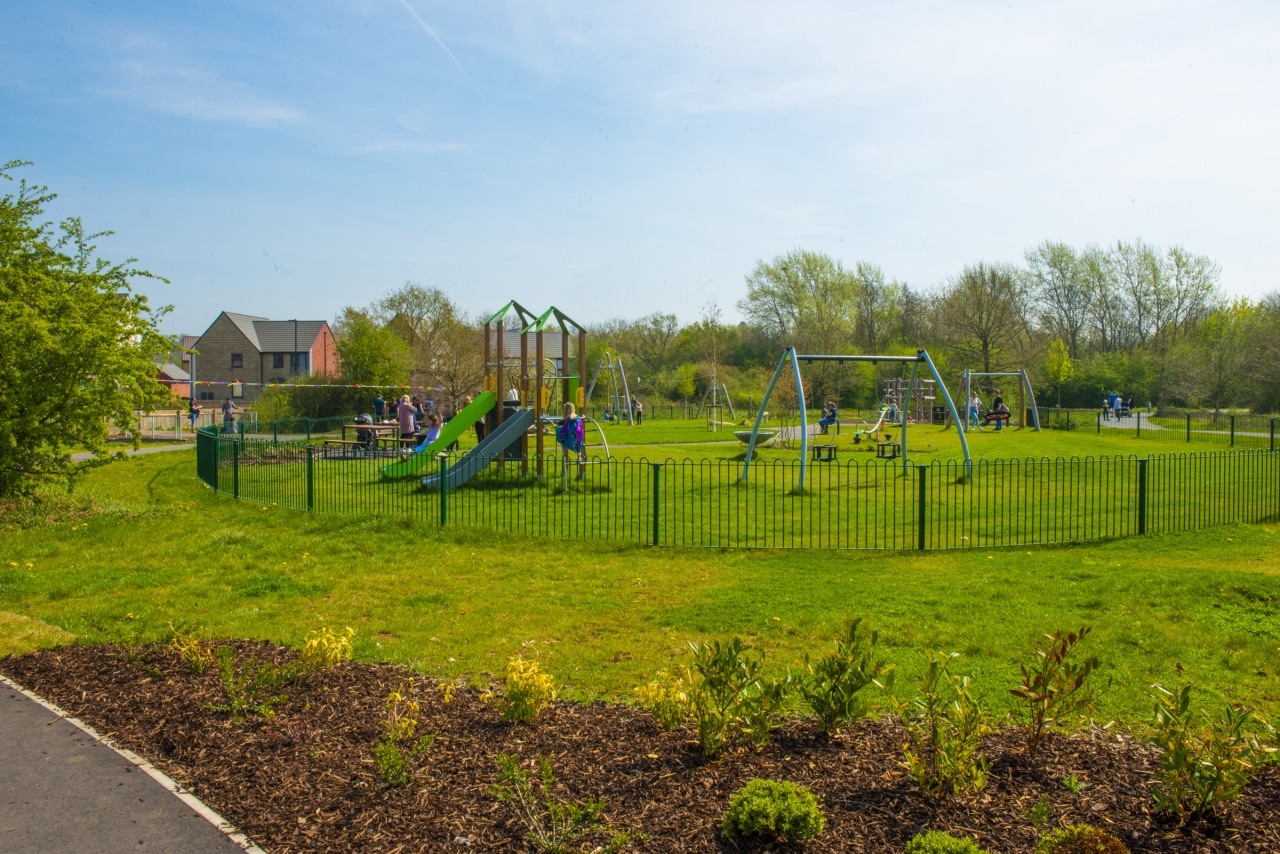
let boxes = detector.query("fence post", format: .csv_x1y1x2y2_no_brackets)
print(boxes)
307,418,312,442
1136,412,1141,438
1137,458,1147,535
917,464,928,551
651,463,662,546
1230,415,1235,447
232,441,239,499
1271,418,1275,453
438,454,448,527
306,446,314,511
1096,412,1101,434
1186,412,1191,443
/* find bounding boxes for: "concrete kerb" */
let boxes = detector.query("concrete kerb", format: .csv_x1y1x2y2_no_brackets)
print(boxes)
0,673,268,854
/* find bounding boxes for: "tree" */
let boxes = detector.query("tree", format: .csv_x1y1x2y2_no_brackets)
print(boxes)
1044,339,1074,407
738,249,857,354
0,161,172,496
932,262,1031,377
373,282,459,374
1026,241,1090,359
414,315,483,411
335,307,411,385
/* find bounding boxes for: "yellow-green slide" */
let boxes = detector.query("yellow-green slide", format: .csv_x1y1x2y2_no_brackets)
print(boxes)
379,392,495,479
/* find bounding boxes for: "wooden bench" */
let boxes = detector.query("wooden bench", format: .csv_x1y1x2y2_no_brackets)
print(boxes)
324,439,364,447
876,441,901,459
810,444,838,462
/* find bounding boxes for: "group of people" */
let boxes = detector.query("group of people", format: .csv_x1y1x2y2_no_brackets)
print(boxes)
602,396,644,424
1102,392,1136,420
967,389,1010,431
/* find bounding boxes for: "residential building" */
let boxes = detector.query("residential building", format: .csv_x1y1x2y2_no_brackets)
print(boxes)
190,312,339,405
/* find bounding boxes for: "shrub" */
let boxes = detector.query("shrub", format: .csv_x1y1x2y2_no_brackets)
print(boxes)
635,669,687,731
373,679,435,787
496,654,556,723
298,626,354,671
880,652,990,798
167,622,214,673
904,830,992,854
489,753,632,853
721,779,825,842
1150,682,1277,818
1025,794,1051,828
207,646,289,719
1035,824,1129,854
799,617,886,735
684,637,794,757
1010,627,1105,755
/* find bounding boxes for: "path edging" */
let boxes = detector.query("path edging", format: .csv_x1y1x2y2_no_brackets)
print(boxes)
0,673,267,854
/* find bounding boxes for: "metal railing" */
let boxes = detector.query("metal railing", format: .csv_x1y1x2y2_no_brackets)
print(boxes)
196,420,1280,551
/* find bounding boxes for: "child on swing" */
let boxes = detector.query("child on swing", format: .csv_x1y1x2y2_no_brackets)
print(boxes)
557,402,586,479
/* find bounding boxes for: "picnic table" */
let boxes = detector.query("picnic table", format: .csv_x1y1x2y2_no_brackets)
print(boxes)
340,422,399,442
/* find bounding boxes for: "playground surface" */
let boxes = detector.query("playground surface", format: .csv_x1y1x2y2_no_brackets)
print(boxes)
1,678,251,853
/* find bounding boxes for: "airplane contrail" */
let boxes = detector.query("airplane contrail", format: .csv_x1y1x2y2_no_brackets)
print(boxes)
395,0,484,98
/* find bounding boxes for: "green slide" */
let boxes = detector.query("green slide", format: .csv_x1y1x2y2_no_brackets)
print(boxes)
379,392,496,479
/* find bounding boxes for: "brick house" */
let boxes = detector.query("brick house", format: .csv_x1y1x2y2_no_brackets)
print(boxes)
190,312,339,406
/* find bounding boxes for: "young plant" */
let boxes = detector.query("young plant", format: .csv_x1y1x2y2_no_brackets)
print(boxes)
879,652,991,798
798,618,885,735
207,646,289,719
489,753,631,854
1035,824,1129,854
1010,627,1105,755
494,654,557,723
904,830,993,854
373,679,435,787
1150,682,1277,819
635,669,688,731
1024,794,1051,829
721,779,825,842
1061,774,1088,794
298,625,354,671
167,621,214,673
684,637,794,758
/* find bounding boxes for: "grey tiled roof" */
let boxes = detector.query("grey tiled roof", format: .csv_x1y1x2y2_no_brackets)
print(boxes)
253,320,328,352
223,312,268,349
157,362,191,381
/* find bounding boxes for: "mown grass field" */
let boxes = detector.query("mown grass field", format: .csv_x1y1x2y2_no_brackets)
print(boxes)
3,446,1279,730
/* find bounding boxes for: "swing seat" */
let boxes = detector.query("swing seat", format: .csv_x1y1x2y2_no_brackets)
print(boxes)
810,444,837,462
876,441,900,459
985,411,1010,422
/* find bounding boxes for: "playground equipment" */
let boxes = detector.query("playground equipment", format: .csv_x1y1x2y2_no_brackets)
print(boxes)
742,348,971,487
696,371,737,430
584,352,634,425
960,369,1041,431
380,301,588,485
883,375,940,424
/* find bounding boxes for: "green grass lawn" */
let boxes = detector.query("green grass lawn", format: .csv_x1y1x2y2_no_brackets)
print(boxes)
3,448,1279,732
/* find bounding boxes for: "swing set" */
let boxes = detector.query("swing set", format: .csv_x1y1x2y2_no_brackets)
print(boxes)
742,348,972,487
960,369,1041,431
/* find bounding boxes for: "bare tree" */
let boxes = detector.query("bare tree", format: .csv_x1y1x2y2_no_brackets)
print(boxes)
933,262,1032,375
373,282,459,373
1026,241,1090,359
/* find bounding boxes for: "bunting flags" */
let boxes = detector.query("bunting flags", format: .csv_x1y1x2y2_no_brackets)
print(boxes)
192,381,449,391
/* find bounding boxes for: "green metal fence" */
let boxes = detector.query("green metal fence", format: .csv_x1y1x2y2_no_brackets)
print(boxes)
195,421,1280,551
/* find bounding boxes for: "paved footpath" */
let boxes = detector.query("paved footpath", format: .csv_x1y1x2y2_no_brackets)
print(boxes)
69,444,193,463
1,683,256,853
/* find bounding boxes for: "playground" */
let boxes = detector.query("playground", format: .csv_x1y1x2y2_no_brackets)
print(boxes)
191,310,1280,554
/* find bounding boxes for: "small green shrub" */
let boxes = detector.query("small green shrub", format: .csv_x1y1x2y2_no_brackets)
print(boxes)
489,753,632,853
1061,774,1088,794
207,646,288,719
373,679,435,787
684,637,794,757
167,622,214,673
490,654,556,723
635,669,687,731
1035,824,1129,854
298,625,354,671
1010,626,1105,755
880,652,990,798
799,617,886,735
904,830,992,854
1025,794,1051,828
721,779,825,842
1150,682,1277,818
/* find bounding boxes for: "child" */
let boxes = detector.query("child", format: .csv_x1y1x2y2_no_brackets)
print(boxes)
424,413,442,446
818,400,838,434
557,402,586,477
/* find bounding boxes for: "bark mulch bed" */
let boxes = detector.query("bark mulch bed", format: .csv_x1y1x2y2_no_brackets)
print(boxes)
3,642,1278,853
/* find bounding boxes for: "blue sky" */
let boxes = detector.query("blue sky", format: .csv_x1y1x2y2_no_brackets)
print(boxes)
4,1,1278,336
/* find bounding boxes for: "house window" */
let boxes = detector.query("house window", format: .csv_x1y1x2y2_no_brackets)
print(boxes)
272,353,284,369
231,353,244,369
298,353,310,373
200,392,215,401
231,383,244,398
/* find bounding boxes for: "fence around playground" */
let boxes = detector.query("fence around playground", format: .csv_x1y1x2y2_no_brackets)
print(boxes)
195,417,1280,552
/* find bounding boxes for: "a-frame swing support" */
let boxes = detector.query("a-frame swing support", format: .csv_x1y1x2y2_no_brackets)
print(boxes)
742,349,972,488
960,369,1041,432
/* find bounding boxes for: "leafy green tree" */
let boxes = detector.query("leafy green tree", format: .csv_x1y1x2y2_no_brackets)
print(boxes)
336,307,411,385
1044,339,1074,406
0,161,172,496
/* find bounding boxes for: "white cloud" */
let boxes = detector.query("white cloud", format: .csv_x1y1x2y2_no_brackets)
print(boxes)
99,58,301,127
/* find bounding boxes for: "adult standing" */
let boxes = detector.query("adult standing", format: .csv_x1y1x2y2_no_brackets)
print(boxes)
397,395,417,441
634,398,644,425
188,399,201,431
221,397,237,434
967,391,983,431
374,394,386,421
991,388,1005,432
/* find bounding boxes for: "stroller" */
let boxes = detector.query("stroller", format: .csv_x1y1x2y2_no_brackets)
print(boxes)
354,413,378,452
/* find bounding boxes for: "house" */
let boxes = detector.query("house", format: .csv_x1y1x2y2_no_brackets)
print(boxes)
156,362,191,399
190,312,339,405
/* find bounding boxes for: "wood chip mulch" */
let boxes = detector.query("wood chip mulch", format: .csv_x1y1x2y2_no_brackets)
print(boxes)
3,642,1278,853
